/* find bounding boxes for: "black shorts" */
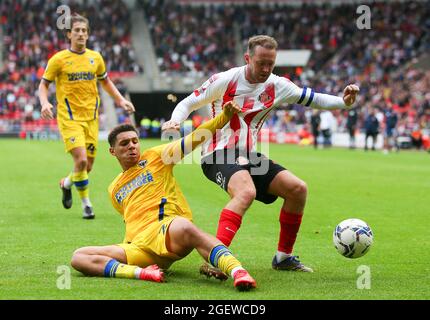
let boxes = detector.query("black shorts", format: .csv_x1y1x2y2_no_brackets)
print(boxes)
201,149,286,204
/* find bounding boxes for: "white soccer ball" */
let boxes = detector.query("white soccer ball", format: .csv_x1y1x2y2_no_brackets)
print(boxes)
333,218,373,259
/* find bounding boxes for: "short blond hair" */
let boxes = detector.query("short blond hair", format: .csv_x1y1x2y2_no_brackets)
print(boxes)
247,35,278,56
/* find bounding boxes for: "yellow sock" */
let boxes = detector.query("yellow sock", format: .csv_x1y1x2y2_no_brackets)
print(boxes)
104,259,140,279
208,245,242,276
72,170,89,200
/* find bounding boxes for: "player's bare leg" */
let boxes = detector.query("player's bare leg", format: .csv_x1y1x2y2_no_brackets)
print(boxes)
167,217,256,291
87,156,95,173
71,245,164,282
268,170,313,272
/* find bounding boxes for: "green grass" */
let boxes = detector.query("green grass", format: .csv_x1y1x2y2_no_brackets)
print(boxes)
0,139,429,300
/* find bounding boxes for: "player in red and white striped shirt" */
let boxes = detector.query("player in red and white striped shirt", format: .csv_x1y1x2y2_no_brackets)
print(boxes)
163,35,359,274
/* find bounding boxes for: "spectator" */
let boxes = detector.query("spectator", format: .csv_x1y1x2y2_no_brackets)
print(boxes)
140,117,151,138
364,108,380,151
151,118,161,137
310,109,321,149
383,103,399,154
346,108,358,149
320,110,335,148
410,125,423,150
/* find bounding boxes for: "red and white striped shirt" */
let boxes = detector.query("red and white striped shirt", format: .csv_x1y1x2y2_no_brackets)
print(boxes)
171,66,346,157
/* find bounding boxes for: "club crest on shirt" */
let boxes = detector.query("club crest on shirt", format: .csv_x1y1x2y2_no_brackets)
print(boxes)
258,91,272,104
138,160,147,168
69,137,76,144
89,58,95,65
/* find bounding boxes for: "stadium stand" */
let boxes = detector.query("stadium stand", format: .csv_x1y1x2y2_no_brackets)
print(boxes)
230,0,430,149
1,0,429,150
138,0,429,149
140,0,237,77
0,0,143,135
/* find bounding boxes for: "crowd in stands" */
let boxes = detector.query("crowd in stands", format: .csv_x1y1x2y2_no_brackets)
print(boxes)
0,0,143,133
140,0,430,149
1,0,429,151
264,1,430,150
141,0,237,77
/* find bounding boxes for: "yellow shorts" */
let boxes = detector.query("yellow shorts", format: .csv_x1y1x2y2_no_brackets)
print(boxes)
117,216,182,270
58,119,98,157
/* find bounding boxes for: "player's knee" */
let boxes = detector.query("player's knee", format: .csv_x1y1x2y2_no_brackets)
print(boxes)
181,221,199,242
290,180,308,200
70,249,84,271
235,186,256,207
174,218,201,247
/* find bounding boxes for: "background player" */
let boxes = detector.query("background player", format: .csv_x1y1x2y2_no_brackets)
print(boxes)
346,108,358,149
38,13,135,219
162,35,359,273
70,101,257,291
383,103,399,153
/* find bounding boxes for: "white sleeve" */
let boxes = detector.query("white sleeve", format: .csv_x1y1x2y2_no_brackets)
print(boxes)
171,94,202,123
310,91,347,110
279,78,347,110
171,73,227,123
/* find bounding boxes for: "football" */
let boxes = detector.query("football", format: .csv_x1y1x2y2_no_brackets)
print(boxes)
333,218,373,259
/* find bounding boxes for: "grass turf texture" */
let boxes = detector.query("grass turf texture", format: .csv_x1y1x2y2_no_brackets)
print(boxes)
0,139,429,300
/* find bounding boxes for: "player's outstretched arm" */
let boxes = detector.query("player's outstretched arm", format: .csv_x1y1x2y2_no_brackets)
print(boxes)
162,101,241,164
100,77,135,114
291,82,360,110
313,84,360,110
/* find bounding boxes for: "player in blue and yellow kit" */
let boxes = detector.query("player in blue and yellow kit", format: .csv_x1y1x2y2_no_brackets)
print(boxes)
70,101,257,291
38,13,135,219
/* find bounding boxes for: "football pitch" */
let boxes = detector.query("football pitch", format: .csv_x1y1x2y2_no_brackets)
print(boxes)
0,138,429,300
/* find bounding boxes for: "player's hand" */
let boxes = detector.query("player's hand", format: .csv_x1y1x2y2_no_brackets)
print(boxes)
222,100,241,118
119,99,135,114
343,84,360,107
162,120,180,131
41,102,54,120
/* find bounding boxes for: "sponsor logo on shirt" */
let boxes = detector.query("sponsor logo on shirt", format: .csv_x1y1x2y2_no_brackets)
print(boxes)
115,171,154,204
67,72,96,81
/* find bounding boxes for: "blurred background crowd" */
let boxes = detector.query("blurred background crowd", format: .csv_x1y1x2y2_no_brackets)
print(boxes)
1,0,429,151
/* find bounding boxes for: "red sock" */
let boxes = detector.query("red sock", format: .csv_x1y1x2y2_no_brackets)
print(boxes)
278,209,303,254
216,209,242,246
